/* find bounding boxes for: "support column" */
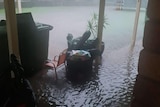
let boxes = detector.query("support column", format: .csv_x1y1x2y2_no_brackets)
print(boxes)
4,0,20,60
97,0,105,52
131,0,160,106
16,0,22,13
95,0,105,65
139,0,160,83
131,0,141,48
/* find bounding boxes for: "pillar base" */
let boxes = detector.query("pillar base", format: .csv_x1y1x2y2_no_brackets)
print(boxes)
131,75,160,107
138,49,160,82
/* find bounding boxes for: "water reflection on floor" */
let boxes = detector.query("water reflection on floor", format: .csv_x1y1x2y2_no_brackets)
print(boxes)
0,6,145,106
30,41,142,107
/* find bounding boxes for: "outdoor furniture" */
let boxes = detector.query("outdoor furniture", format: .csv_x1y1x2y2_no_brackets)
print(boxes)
116,0,124,10
66,50,93,80
0,20,9,73
0,13,53,77
44,49,67,80
66,30,103,58
67,30,91,50
16,12,53,77
0,54,36,107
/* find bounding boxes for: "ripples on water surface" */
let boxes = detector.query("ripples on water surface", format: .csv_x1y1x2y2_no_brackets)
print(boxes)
31,43,141,107
27,7,144,106
0,6,145,106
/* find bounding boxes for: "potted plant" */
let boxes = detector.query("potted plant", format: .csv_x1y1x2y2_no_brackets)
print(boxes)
87,13,108,55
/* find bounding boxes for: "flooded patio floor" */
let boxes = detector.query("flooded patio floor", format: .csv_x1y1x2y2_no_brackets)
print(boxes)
29,40,142,107
23,6,145,107
0,6,145,107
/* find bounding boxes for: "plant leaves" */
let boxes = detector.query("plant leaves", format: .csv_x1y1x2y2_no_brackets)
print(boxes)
87,12,108,38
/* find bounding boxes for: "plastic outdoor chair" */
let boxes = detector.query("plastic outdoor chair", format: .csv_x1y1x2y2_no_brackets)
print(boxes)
44,49,67,80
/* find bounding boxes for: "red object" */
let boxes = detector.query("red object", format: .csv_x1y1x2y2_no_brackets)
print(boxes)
17,104,26,107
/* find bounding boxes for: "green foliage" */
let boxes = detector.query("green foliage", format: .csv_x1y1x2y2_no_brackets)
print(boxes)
87,13,108,39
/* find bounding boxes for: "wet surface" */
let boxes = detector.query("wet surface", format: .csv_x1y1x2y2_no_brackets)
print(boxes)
0,6,145,107
30,41,142,107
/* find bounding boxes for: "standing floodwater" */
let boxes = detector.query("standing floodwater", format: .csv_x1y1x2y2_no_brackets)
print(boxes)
30,41,142,107
0,5,145,107
26,6,145,107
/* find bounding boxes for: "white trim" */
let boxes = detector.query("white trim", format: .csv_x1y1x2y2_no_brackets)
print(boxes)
16,0,22,13
131,0,141,47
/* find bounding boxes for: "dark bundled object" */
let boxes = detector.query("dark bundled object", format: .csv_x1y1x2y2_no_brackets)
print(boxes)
0,20,6,26
66,30,104,58
0,54,37,107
